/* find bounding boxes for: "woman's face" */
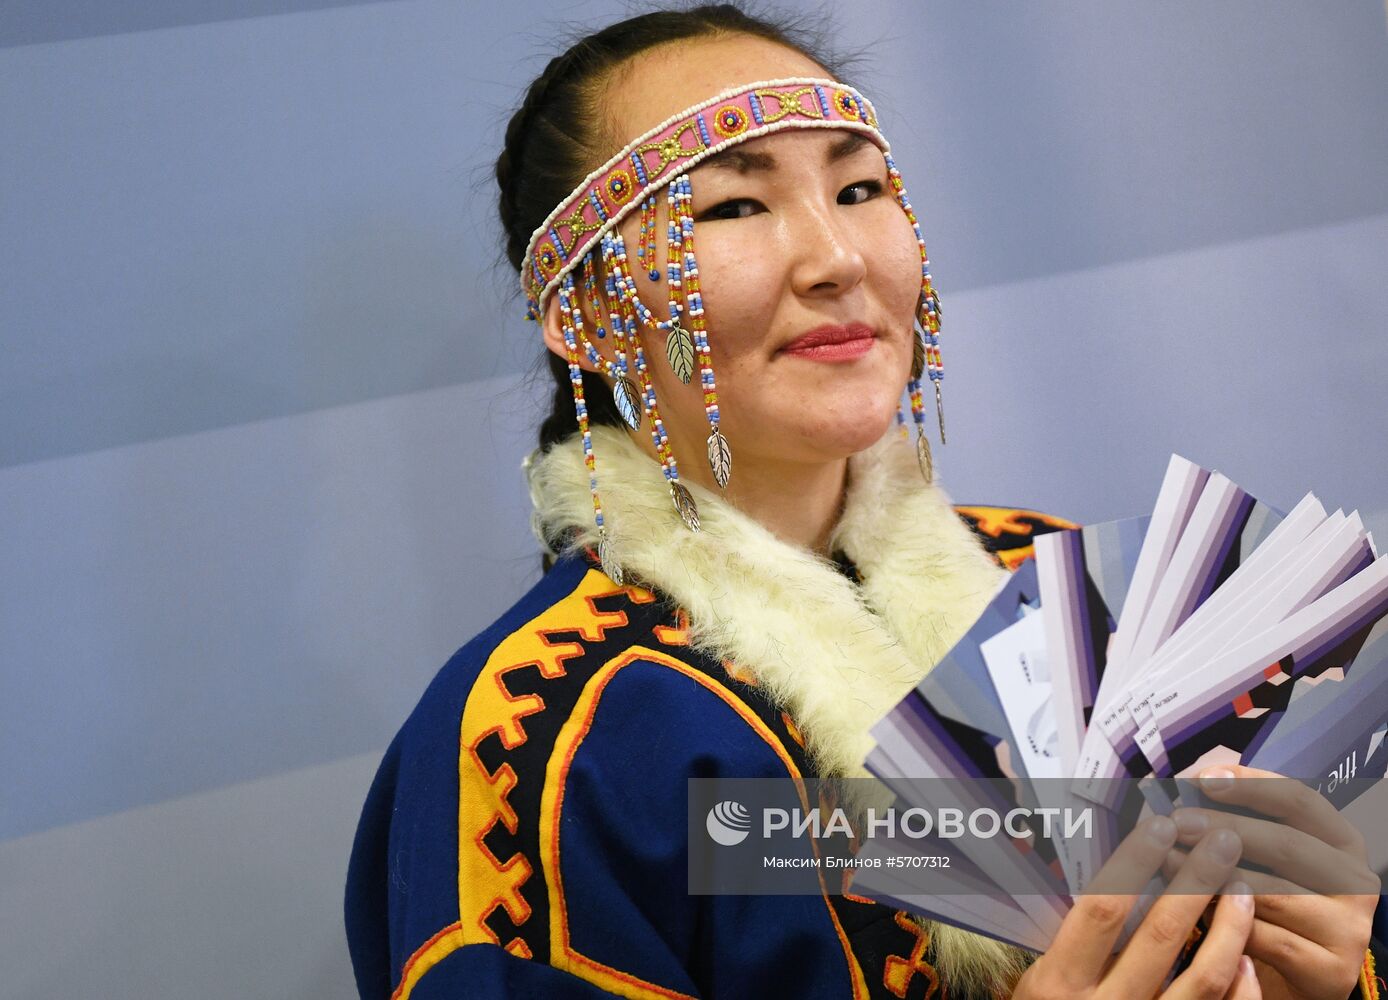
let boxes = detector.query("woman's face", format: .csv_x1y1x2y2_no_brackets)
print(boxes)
543,34,923,476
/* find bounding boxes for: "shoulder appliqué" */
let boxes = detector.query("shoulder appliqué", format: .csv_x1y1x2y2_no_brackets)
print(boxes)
955,505,1080,571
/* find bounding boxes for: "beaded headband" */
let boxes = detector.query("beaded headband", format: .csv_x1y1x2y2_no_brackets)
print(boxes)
516,76,945,585
521,77,889,319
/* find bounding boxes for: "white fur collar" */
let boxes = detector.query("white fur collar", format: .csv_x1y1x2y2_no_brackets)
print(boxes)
523,422,1005,784
524,422,1004,783
522,423,1028,987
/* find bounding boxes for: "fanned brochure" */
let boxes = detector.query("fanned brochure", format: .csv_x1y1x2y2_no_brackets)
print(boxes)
851,455,1388,951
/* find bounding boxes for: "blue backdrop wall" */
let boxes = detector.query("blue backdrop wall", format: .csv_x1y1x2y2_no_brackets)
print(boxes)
2,2,1386,995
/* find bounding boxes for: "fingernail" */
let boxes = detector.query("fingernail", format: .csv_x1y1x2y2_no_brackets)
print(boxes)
1228,881,1254,911
1208,828,1241,864
1172,809,1208,838
1239,955,1254,978
1145,815,1177,847
1200,767,1235,793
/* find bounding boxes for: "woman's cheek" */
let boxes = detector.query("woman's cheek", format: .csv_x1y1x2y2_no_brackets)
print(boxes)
697,243,771,354
860,198,927,304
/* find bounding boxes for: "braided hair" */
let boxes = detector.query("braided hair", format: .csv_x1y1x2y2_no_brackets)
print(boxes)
493,3,856,455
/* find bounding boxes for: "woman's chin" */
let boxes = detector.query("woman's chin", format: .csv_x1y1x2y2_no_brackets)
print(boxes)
790,405,901,457
707,385,905,461
843,419,900,455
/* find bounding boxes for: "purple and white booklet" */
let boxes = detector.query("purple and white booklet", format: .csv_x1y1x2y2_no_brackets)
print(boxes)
850,455,1388,949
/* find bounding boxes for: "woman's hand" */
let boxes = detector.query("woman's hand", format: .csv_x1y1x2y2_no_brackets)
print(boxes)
1014,815,1261,999
1165,764,1380,1000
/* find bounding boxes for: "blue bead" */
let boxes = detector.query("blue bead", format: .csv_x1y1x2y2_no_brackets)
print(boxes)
587,190,609,222
696,114,711,147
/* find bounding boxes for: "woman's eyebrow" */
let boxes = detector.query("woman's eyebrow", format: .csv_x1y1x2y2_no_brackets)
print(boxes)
702,132,875,175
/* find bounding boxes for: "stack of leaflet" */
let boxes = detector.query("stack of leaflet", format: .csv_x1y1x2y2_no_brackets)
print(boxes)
850,455,1388,952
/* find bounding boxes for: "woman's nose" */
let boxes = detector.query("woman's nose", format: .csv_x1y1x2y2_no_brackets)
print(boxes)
785,201,868,298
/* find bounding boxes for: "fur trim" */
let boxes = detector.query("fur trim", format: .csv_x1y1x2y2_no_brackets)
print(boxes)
523,423,1032,993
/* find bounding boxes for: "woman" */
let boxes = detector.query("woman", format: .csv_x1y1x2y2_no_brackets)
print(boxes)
344,6,1380,998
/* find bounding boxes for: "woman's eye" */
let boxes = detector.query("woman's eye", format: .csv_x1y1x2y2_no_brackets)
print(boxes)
838,179,884,205
697,180,883,220
700,199,762,221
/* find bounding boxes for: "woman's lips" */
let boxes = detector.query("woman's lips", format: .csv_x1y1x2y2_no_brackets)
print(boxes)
779,322,877,362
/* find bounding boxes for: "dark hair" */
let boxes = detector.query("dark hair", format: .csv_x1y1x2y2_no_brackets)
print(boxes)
494,3,861,456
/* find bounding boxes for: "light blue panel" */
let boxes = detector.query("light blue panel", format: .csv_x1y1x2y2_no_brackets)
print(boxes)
867,1,1388,295
0,0,397,48
935,212,1388,529
3,1,1387,467
1,0,533,470
0,753,375,997
0,374,544,839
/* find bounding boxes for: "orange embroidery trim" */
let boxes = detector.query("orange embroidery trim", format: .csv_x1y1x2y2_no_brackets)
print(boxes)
882,911,940,999
541,646,870,999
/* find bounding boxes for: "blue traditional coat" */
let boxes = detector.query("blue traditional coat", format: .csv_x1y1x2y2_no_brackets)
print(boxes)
347,543,990,998
344,424,1385,999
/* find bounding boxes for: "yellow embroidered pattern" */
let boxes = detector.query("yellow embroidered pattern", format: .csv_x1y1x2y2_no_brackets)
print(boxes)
756,86,824,123
550,204,604,255
631,121,707,181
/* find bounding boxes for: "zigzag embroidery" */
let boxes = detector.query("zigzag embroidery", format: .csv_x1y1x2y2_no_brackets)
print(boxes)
458,571,657,953
882,912,940,999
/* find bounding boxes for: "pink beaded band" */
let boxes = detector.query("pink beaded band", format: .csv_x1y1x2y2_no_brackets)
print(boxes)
520,77,890,320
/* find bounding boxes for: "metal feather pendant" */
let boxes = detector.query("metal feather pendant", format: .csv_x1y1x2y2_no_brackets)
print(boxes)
669,481,700,532
665,319,695,385
706,428,732,489
597,532,623,585
612,375,642,430
915,428,934,484
910,326,926,381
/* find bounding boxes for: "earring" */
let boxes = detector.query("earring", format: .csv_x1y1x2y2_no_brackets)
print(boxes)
908,325,933,483
923,287,945,444
603,230,701,533
885,152,946,483
577,254,641,432
560,249,641,433
675,174,732,491
664,179,695,386
556,270,620,581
